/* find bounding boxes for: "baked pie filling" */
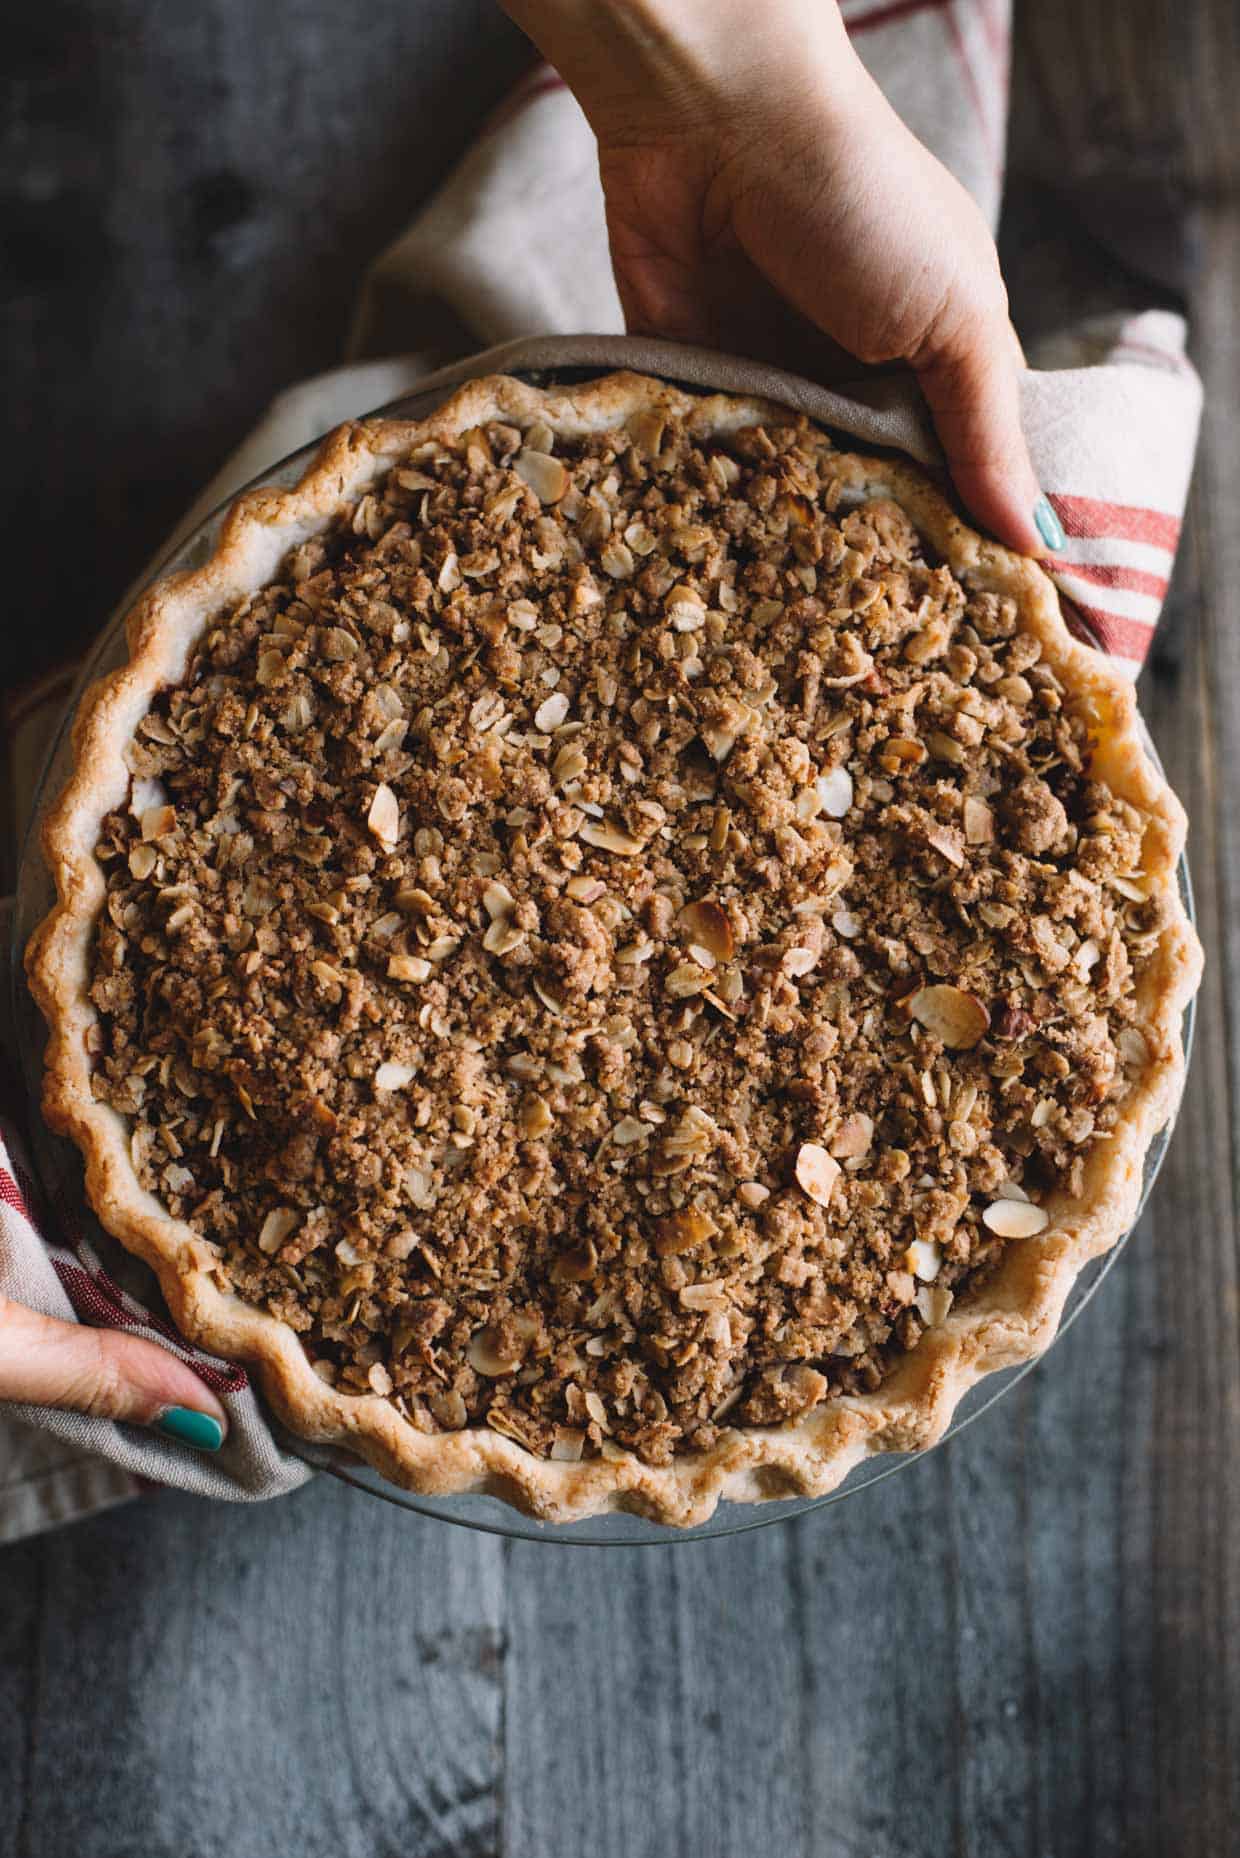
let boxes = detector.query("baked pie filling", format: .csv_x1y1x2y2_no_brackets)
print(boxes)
80,396,1177,1470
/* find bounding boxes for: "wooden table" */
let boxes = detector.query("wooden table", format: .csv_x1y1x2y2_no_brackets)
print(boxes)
3,3,1238,1852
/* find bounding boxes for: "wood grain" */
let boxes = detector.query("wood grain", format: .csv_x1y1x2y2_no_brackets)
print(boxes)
1010,0,1240,194
0,1481,508,1858
3,2,1240,1854
1140,201,1240,1858
0,0,530,694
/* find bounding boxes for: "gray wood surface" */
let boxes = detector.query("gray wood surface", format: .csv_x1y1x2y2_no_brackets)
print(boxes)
3,3,1239,1855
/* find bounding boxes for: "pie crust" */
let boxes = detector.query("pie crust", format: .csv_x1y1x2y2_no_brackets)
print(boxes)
26,372,1202,1526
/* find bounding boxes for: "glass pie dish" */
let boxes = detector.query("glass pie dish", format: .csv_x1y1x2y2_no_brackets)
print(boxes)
8,336,1197,1545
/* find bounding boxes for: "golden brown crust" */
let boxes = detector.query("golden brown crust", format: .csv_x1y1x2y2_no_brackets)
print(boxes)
26,372,1202,1525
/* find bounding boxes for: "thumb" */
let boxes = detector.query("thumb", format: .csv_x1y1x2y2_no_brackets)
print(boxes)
914,308,1064,560
0,1294,227,1449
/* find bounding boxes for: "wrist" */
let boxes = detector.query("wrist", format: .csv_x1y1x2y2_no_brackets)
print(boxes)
501,0,862,146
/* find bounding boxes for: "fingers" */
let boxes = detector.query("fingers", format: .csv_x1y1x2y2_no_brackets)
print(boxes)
0,1295,227,1448
914,306,1063,559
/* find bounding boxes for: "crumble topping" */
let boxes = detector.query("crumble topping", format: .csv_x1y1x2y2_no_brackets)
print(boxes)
85,398,1169,1463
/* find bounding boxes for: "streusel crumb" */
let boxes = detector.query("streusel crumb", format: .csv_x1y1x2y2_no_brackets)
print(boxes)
87,403,1164,1462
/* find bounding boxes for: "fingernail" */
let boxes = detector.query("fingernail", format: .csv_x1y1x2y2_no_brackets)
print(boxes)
1034,494,1065,552
153,1407,225,1452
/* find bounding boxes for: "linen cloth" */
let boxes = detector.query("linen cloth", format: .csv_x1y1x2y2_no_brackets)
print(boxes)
0,0,1203,1540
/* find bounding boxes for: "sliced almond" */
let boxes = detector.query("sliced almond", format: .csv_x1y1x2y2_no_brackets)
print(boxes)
600,541,635,579
738,1181,770,1210
255,648,286,687
422,1388,465,1430
550,1241,597,1284
579,819,644,856
1074,937,1102,978
982,1199,1049,1238
374,717,407,754
830,1113,873,1161
1110,874,1149,903
375,1061,416,1092
666,584,706,631
367,1362,394,1397
821,654,874,689
482,879,515,920
258,1207,300,1254
467,1326,522,1377
678,899,735,963
534,691,570,733
680,1280,728,1312
514,449,569,504
531,977,564,1016
908,984,990,1051
655,1206,719,1257
915,1284,954,1327
626,408,666,455
963,796,994,844
552,742,588,789
702,725,738,764
404,1166,437,1210
783,946,818,978
394,885,435,916
926,730,966,765
128,843,158,881
550,1426,587,1463
924,824,965,869
795,1142,841,1208
904,1238,942,1281
140,805,176,842
367,782,400,849
519,1092,554,1138
483,918,526,956
322,625,360,660
816,767,854,818
879,735,927,772
388,953,431,983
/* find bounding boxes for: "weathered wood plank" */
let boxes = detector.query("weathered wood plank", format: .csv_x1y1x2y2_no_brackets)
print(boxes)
0,0,530,694
0,1481,506,1858
1010,0,1240,195
1018,1229,1159,1857
502,1499,967,1858
1137,200,1240,1858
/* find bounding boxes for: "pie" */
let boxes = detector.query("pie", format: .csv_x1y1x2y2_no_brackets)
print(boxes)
26,371,1202,1526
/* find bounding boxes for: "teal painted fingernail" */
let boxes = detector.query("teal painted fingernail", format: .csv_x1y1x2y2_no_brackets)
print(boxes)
154,1407,225,1452
1034,494,1065,552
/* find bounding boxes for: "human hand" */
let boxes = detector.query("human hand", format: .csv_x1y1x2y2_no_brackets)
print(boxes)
501,0,1063,557
0,1294,227,1449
